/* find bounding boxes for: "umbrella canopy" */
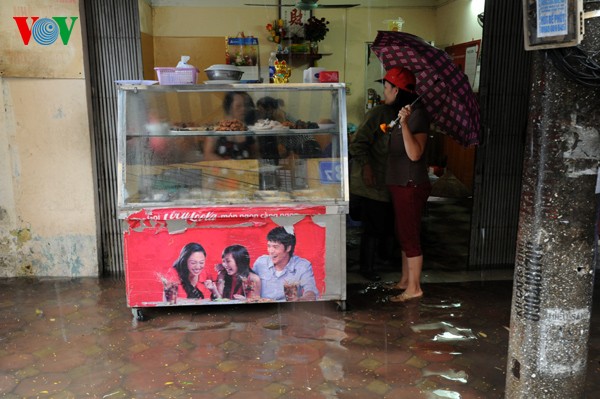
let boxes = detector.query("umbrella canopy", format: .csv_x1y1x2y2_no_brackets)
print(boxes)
371,30,481,147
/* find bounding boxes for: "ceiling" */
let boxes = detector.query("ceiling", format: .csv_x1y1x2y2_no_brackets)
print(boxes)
146,0,447,8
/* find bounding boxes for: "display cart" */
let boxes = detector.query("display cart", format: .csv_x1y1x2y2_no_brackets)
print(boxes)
116,83,349,319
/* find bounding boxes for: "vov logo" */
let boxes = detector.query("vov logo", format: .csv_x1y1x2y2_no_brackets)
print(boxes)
13,17,79,46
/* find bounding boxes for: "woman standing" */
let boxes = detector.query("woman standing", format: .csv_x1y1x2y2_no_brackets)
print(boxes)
382,67,432,302
203,91,257,161
349,69,405,281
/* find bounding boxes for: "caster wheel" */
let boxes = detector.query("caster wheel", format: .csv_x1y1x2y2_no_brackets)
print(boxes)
336,300,347,311
132,308,146,321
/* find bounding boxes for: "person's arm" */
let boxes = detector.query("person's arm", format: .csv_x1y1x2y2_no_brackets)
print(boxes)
349,108,384,187
202,137,222,161
349,110,377,163
204,279,221,299
399,105,428,161
216,273,226,298
297,259,319,301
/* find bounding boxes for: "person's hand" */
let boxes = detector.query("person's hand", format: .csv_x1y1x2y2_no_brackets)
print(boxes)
233,294,246,301
299,291,317,301
362,163,375,187
399,105,412,125
204,280,216,292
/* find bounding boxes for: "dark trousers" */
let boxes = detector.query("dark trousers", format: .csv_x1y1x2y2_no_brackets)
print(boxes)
351,195,395,272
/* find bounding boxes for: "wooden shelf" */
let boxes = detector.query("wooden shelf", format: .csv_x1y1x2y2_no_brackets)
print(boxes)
276,52,333,67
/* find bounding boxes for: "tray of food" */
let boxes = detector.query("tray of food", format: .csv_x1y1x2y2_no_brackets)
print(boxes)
249,119,290,134
171,124,215,132
287,119,321,133
214,119,248,133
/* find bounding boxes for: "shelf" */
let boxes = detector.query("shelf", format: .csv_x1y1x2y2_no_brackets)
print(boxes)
127,128,339,138
276,52,333,67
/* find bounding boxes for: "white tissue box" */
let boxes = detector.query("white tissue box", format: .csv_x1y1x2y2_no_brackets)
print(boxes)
303,67,326,83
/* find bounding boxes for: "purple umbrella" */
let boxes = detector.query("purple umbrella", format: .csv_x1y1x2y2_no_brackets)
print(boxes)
371,30,481,147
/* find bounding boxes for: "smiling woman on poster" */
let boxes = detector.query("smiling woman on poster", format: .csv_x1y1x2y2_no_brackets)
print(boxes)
252,226,319,301
169,242,218,300
210,244,261,301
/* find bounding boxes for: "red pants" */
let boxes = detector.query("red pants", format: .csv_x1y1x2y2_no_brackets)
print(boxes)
388,182,431,258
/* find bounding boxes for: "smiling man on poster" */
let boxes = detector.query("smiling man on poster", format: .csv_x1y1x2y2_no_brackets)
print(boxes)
252,226,319,301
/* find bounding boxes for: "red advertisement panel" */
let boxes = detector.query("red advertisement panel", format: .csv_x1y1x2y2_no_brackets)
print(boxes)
124,206,327,307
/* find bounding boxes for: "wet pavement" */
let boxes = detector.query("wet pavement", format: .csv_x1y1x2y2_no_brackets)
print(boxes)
1,199,599,398
1,275,599,398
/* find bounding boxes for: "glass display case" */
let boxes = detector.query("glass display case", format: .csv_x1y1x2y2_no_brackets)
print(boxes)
116,83,349,315
117,83,348,213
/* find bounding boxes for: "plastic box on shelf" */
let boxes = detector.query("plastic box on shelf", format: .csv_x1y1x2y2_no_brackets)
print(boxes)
154,67,198,85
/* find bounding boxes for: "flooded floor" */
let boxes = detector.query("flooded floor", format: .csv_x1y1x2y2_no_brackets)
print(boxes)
1,277,599,398
1,199,599,398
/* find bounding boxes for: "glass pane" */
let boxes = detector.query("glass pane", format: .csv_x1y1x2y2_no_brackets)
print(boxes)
119,85,346,207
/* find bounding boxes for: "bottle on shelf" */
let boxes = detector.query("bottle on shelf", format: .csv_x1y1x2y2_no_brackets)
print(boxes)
268,52,277,83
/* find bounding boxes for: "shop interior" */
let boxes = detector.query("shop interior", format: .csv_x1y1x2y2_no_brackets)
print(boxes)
135,0,486,279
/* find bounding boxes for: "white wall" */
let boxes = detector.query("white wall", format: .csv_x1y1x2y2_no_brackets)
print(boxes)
435,0,484,48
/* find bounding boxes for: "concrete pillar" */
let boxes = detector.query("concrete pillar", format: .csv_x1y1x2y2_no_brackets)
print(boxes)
505,11,600,398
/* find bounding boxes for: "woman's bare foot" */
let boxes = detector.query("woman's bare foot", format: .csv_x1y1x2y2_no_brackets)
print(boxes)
384,281,408,290
389,290,423,302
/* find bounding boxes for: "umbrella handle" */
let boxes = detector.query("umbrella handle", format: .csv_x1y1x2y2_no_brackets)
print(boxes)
380,117,398,133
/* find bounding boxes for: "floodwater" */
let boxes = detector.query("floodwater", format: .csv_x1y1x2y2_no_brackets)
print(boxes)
1,276,598,398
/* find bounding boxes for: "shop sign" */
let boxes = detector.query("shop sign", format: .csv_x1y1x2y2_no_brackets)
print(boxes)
0,0,83,78
319,161,342,184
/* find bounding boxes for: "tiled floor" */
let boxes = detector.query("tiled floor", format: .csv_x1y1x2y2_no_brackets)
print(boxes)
1,199,599,398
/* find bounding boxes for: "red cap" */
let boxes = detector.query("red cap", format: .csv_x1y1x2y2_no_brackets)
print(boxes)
378,67,415,93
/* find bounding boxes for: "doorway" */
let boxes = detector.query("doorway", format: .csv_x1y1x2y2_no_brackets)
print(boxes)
85,0,529,277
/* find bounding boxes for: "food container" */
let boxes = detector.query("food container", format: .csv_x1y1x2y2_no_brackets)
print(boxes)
154,67,198,85
204,64,244,81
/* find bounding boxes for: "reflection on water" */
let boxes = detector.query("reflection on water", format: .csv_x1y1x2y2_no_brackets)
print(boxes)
4,277,586,398
423,368,468,383
422,300,462,309
430,389,462,399
411,321,477,342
